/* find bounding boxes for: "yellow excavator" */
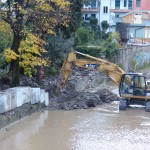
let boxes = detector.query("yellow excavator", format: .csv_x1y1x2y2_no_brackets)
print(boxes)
58,51,150,111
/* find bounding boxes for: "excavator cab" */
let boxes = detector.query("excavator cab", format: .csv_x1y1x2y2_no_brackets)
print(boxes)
119,73,147,96
118,73,150,111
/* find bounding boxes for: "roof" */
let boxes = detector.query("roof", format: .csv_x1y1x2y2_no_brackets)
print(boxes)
120,10,150,18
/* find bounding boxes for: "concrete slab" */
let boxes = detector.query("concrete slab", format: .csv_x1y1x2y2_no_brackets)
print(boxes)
40,89,45,103
6,89,24,107
0,92,11,113
12,87,31,103
45,92,49,106
30,88,41,104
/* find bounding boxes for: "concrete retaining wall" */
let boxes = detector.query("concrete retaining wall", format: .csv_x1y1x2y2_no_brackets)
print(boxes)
111,45,150,72
0,87,49,114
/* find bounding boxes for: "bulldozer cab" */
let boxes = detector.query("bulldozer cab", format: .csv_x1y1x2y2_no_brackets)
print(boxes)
119,73,147,97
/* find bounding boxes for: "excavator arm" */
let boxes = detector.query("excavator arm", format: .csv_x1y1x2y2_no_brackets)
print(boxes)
58,51,125,89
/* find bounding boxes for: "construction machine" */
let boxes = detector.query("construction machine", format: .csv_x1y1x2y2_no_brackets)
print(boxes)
58,51,150,111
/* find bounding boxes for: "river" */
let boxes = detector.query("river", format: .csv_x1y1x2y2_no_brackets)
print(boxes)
0,102,150,150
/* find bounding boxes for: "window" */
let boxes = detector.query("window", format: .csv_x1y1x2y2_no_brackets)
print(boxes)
91,1,96,8
128,0,132,9
91,14,96,18
85,14,88,20
115,14,119,18
103,6,108,14
124,0,127,7
136,0,141,7
115,0,120,9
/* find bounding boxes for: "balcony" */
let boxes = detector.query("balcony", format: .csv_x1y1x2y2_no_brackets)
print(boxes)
82,8,99,13
110,9,131,13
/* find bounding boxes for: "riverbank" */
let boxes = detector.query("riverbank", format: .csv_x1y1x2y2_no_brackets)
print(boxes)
0,103,45,129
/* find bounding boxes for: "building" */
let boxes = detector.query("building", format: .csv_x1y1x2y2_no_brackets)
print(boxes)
82,0,150,43
82,1,100,24
82,0,150,25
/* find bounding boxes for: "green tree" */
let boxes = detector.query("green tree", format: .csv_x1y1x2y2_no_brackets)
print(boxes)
75,27,93,46
0,21,13,73
101,20,109,32
89,17,98,32
100,32,122,58
44,31,75,74
59,0,82,38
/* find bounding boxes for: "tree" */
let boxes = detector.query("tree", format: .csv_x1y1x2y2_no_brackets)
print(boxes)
4,34,50,77
0,0,70,86
0,21,13,73
99,32,122,58
59,0,83,38
101,20,109,32
89,17,98,32
44,31,75,74
75,27,93,46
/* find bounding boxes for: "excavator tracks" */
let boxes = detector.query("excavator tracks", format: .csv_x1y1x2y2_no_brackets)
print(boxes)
146,101,150,112
119,98,127,110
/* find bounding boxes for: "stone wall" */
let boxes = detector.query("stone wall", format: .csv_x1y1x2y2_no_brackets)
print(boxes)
112,45,150,72
0,87,49,114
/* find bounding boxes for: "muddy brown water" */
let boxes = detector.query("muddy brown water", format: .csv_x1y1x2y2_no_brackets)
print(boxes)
0,102,150,150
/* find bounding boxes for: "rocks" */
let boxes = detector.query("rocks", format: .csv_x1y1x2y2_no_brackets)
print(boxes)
47,87,118,110
43,67,119,110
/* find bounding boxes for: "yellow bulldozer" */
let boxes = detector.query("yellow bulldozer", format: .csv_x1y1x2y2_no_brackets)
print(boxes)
58,51,150,111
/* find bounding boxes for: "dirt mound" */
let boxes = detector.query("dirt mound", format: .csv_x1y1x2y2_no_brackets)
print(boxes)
46,67,119,110
47,88,118,110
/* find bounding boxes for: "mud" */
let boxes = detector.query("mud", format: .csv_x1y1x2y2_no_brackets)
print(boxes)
46,67,119,110
0,103,45,129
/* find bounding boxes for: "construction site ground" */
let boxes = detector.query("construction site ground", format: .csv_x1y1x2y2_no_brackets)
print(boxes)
0,67,150,129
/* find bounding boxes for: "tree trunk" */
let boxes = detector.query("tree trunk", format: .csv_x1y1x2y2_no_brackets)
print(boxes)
10,0,24,87
36,66,42,85
11,33,22,87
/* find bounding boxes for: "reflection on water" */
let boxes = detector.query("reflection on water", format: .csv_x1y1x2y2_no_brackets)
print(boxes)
0,102,150,150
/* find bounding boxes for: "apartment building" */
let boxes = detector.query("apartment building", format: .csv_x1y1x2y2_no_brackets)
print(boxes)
82,0,133,26
82,0,150,40
82,0,150,25
82,1,100,24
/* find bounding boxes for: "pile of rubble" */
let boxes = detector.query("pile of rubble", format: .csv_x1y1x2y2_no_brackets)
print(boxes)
47,67,119,110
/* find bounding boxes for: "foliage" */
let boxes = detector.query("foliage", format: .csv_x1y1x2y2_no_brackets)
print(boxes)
60,0,82,38
101,21,109,32
4,48,19,63
99,32,122,58
0,21,13,52
0,21,13,72
89,17,98,32
27,0,70,36
4,34,50,77
0,0,70,85
44,31,75,74
75,27,94,46
75,31,121,58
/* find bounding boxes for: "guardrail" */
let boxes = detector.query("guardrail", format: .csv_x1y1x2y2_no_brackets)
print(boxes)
0,87,49,114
